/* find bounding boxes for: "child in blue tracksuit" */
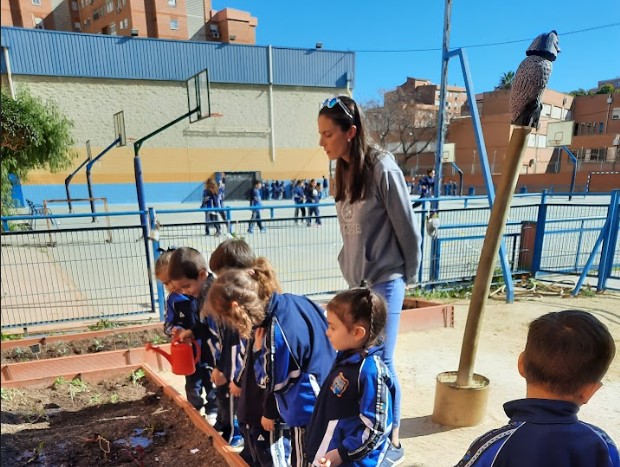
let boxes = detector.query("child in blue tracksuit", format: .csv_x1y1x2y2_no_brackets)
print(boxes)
306,179,322,227
293,180,307,225
248,181,266,234
455,309,618,467
205,258,336,467
155,248,218,418
306,287,394,467
201,178,224,236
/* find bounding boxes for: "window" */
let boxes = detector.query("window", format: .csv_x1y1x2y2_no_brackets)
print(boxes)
170,19,179,30
123,18,128,29
168,0,177,5
599,122,604,134
541,104,551,116
72,1,78,11
550,106,562,119
109,22,116,34
612,108,620,120
73,21,81,31
33,17,44,29
119,19,124,30
32,0,41,5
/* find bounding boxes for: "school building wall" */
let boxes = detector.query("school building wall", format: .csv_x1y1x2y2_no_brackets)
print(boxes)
7,75,340,205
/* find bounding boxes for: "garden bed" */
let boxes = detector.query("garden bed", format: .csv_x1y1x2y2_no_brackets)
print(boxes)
1,324,169,364
1,371,226,466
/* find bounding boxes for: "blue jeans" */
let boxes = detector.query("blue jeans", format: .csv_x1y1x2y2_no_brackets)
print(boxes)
372,277,405,428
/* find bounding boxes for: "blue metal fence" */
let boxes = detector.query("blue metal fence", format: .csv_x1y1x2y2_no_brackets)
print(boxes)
1,192,618,330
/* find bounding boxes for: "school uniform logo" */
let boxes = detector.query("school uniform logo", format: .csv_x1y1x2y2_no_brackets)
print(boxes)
330,372,349,397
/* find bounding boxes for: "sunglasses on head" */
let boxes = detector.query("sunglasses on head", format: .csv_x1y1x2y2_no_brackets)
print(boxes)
321,97,354,120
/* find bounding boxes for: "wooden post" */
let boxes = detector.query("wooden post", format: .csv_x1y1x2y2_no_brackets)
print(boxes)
456,126,532,387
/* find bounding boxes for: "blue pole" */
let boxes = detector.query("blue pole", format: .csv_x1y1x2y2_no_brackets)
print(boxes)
562,145,578,201
150,207,166,321
597,189,620,291
531,190,548,276
452,47,514,302
572,218,610,297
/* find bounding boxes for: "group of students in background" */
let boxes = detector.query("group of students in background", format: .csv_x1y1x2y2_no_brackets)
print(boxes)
262,177,330,201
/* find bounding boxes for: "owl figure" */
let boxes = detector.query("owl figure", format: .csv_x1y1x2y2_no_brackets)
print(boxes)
509,30,560,128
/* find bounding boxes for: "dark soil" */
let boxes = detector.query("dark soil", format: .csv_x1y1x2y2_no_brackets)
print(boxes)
1,329,170,364
0,373,226,466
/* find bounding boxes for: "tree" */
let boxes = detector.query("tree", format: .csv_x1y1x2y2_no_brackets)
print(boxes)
596,84,615,94
568,88,593,96
496,71,515,90
364,100,437,173
1,88,76,215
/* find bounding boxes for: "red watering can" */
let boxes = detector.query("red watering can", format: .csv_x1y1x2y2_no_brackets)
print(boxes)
145,337,200,375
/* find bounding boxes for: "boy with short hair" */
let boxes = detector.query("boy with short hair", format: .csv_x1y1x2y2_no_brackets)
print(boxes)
169,243,246,450
455,309,618,467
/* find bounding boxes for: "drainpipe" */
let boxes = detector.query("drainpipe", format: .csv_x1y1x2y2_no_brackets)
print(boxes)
268,45,276,162
2,46,16,99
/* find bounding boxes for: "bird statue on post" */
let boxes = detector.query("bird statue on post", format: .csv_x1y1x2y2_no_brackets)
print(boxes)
509,30,560,129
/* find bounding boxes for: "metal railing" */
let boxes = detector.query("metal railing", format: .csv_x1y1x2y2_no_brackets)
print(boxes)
1,192,618,330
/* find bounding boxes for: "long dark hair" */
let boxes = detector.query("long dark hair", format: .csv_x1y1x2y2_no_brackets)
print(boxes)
319,95,382,203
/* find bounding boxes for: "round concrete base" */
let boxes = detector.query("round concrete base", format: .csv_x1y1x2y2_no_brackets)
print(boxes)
432,371,490,427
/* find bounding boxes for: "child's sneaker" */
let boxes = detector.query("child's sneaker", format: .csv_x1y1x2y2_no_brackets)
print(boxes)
381,443,405,466
229,434,244,452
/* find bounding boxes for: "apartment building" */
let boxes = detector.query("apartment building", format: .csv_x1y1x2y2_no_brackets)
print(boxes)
384,77,468,121
0,0,256,43
0,0,79,31
570,92,620,166
448,89,574,175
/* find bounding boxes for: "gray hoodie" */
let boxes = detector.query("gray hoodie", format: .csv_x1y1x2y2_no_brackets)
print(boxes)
336,152,422,287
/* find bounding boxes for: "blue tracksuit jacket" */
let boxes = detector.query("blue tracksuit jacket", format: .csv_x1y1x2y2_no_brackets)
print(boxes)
305,346,393,467
254,292,336,428
455,398,620,467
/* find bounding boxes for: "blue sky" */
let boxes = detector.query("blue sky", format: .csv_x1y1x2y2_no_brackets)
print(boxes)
220,1,619,104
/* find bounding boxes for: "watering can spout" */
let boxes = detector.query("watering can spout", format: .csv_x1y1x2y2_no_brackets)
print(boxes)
145,342,172,364
145,338,200,376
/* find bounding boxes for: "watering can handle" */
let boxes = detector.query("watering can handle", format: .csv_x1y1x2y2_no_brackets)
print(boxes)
172,337,201,365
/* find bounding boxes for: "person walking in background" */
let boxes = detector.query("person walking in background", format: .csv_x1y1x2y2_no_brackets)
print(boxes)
411,168,435,209
293,180,307,225
322,175,329,198
203,178,223,236
306,179,322,227
248,180,266,234
306,287,395,467
318,95,422,466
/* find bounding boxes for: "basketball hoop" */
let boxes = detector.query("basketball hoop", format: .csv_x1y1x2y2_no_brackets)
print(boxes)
209,113,224,118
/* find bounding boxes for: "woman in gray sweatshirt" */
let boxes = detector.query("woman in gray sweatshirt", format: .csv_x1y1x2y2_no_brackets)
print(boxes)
318,95,422,467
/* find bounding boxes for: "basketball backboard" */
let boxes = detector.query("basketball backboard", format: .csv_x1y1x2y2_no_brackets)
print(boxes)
113,111,126,147
187,69,211,123
546,121,573,147
442,143,455,163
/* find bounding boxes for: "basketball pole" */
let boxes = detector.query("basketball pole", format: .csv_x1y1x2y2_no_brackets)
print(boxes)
132,107,199,315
